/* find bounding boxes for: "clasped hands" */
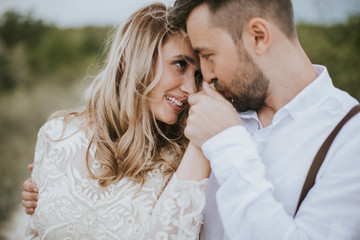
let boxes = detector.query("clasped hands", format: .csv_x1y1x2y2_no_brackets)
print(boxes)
185,82,243,148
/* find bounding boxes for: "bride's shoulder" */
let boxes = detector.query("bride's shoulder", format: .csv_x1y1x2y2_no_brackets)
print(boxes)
38,116,88,144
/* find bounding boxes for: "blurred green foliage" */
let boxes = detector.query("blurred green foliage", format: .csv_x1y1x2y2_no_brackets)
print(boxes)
0,11,47,48
0,11,109,92
297,15,360,100
0,10,359,236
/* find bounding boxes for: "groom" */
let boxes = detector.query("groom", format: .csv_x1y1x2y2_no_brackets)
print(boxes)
171,0,360,239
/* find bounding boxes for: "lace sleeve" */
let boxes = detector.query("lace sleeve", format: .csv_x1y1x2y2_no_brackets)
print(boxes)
26,121,63,239
143,173,209,240
30,119,68,187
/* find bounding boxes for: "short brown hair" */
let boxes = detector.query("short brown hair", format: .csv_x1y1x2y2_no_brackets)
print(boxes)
170,0,297,40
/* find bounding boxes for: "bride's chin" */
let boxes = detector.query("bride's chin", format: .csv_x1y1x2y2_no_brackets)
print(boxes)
159,116,178,125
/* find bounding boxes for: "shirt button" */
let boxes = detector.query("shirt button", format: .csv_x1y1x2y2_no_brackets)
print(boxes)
254,135,262,141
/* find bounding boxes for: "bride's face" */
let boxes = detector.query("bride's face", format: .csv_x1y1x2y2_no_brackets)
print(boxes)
149,34,200,125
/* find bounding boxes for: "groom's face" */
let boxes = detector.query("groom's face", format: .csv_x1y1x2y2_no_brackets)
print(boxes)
186,3,269,112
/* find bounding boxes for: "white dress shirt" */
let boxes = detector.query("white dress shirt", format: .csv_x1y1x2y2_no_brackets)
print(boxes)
200,65,360,240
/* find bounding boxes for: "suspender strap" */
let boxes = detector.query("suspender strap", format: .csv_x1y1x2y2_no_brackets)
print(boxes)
294,104,360,216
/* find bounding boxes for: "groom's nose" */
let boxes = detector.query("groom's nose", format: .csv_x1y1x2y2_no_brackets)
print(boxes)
200,61,217,84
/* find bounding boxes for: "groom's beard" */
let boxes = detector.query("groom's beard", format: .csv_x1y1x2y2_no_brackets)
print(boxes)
215,47,269,113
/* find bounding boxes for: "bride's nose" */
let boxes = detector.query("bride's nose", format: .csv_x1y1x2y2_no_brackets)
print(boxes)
180,73,197,95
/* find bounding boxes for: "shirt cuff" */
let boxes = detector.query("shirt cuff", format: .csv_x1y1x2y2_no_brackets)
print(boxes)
202,125,256,159
201,125,262,185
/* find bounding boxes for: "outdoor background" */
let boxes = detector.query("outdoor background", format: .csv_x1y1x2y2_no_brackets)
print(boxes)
0,0,359,239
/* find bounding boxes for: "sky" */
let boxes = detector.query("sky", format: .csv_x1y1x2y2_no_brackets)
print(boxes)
0,0,359,27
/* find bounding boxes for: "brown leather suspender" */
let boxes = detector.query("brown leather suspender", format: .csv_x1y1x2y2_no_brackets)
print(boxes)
294,104,360,216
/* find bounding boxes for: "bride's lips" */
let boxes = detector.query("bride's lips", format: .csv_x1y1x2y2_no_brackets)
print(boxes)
165,95,187,112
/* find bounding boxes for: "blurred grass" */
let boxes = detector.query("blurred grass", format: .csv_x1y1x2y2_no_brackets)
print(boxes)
0,11,359,237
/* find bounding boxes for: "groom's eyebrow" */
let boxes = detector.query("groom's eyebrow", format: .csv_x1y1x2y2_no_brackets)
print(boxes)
194,47,206,55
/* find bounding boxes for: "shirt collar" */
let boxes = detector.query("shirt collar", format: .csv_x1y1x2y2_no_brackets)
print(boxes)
238,110,257,119
279,65,334,121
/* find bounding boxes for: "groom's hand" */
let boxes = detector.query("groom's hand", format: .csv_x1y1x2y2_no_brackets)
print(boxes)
22,164,39,215
185,82,242,148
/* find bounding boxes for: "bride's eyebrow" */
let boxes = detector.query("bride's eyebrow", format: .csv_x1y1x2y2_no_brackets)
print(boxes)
172,55,195,64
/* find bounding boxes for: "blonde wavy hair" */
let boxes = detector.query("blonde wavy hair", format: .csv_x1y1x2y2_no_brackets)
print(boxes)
52,3,190,187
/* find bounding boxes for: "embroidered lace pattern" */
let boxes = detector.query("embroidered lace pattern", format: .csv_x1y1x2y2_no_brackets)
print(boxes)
25,118,208,240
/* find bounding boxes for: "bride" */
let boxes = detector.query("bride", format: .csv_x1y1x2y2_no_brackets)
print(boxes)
23,3,210,239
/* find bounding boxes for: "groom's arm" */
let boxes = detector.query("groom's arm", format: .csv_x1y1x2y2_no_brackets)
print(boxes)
185,82,360,240
201,122,360,240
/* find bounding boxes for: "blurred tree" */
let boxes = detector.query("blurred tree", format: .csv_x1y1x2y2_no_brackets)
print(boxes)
297,15,360,100
0,11,47,48
0,43,15,91
28,28,82,73
0,11,22,47
0,43,29,92
81,26,108,55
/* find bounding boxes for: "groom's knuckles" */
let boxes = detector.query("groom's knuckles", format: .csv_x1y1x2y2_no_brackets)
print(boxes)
22,199,37,208
188,91,209,106
25,208,35,215
188,93,199,105
203,83,224,100
22,178,35,191
21,191,37,201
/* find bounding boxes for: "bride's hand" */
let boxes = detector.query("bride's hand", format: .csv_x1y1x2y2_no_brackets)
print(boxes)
176,142,211,181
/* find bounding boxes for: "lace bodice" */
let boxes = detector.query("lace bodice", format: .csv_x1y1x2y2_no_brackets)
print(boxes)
25,118,208,239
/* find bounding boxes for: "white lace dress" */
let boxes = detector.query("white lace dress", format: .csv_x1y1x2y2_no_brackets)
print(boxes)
25,118,208,240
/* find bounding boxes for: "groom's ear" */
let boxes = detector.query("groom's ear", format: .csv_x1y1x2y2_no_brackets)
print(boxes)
242,17,271,56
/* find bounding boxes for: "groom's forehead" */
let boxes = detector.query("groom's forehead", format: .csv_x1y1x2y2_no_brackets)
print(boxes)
169,0,210,31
